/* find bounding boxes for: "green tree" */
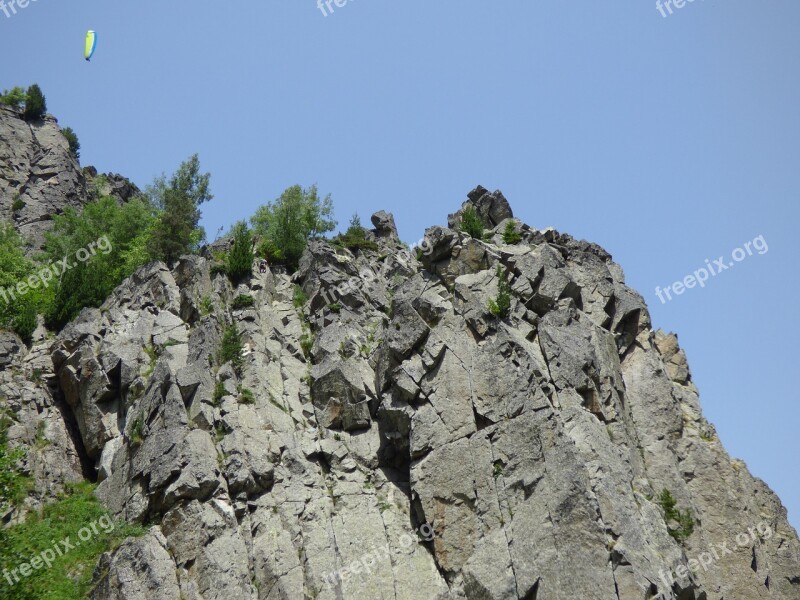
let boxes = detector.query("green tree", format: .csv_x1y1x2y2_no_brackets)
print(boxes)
22,84,46,121
459,205,484,239
658,489,695,542
0,223,41,340
251,184,336,268
43,197,158,329
226,221,254,281
488,265,512,318
502,220,522,244
218,325,243,373
0,87,26,108
61,126,80,159
147,154,212,265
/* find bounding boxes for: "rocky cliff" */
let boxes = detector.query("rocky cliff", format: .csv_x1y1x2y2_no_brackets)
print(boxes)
1,108,799,600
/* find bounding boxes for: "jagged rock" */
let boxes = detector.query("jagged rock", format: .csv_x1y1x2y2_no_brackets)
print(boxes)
448,185,514,229
371,210,399,239
90,528,181,600
0,106,89,252
1,138,797,599
0,330,21,367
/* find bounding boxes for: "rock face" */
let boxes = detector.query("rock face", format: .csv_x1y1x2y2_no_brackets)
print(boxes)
0,106,138,252
1,177,798,598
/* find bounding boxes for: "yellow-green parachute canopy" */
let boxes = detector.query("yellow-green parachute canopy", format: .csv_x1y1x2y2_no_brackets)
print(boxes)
84,30,97,61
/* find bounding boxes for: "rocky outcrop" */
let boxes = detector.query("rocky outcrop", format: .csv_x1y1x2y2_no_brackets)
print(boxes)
0,107,139,253
1,175,798,598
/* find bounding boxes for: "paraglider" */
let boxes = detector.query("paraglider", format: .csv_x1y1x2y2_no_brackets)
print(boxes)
84,30,97,61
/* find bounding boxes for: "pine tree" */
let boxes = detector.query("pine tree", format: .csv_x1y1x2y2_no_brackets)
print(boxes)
23,84,46,121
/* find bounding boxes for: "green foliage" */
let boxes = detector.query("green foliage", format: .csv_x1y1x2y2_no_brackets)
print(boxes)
0,482,146,599
0,223,44,340
130,416,144,447
22,84,46,121
0,86,26,108
488,266,512,318
0,414,29,514
209,263,227,278
459,205,484,239
293,286,307,309
212,380,226,405
333,213,379,252
238,386,255,405
256,238,285,264
250,184,336,269
146,154,212,265
61,127,80,159
200,296,214,316
11,300,37,341
328,302,342,313
12,194,25,212
42,197,159,329
231,294,255,310
502,220,522,244
225,221,254,281
300,328,314,359
218,325,243,372
658,489,695,542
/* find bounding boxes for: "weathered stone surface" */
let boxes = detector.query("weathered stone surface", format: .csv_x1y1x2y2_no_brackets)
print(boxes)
371,210,399,239
1,150,797,599
0,106,89,252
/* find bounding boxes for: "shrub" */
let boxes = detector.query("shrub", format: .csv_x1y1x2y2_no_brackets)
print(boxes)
232,294,255,310
334,214,379,252
62,126,80,159
238,386,255,405
488,266,512,318
502,220,522,244
0,86,26,108
23,84,46,121
300,328,314,359
11,194,24,211
130,416,145,447
0,415,29,514
212,380,226,405
658,489,695,542
256,238,285,264
0,482,145,599
459,205,484,239
210,263,227,278
0,222,45,339
218,325,243,372
200,295,214,316
329,302,342,313
43,197,158,329
293,285,308,309
250,184,336,269
11,298,37,341
226,221,254,281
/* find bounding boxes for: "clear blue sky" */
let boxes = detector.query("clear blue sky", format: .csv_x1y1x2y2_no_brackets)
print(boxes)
2,1,798,529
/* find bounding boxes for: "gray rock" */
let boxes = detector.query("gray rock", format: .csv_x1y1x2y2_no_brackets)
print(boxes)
371,210,399,239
